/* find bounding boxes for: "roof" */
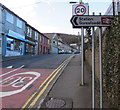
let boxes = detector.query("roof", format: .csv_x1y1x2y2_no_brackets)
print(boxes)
43,33,57,40
0,3,49,39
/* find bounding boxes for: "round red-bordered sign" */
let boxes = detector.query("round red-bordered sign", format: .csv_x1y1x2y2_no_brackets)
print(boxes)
74,5,86,15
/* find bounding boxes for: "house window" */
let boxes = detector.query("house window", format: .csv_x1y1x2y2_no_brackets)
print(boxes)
27,27,32,38
35,32,38,40
27,27,30,36
17,18,22,29
48,39,50,45
6,11,13,24
40,36,42,43
40,45,42,53
30,29,32,37
53,40,55,43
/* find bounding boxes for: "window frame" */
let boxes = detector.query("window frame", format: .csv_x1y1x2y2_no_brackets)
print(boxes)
17,18,22,29
6,11,14,24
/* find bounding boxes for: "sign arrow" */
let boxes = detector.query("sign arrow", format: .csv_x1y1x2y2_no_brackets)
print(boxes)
70,15,114,28
70,15,79,28
73,16,78,25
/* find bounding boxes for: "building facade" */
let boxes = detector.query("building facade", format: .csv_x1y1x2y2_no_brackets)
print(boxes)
38,33,49,54
44,33,59,54
0,3,50,57
25,24,38,55
58,40,73,53
0,4,26,57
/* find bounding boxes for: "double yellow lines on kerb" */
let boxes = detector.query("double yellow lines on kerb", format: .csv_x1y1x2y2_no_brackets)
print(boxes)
21,55,73,110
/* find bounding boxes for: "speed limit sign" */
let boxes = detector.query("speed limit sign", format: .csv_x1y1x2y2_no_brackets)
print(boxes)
72,3,89,16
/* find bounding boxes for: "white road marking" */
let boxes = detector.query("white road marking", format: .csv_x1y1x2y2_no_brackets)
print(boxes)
0,65,24,77
6,66,13,68
0,72,41,97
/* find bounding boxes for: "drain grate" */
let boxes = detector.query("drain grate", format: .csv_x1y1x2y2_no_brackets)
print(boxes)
45,98,65,108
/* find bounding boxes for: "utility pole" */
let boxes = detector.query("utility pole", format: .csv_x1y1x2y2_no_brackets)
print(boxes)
118,0,120,14
112,0,115,16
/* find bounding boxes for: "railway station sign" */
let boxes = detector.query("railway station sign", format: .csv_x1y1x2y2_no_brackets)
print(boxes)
72,3,89,15
70,15,113,28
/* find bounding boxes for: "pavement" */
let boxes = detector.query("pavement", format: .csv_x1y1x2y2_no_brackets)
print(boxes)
41,54,92,109
0,54,36,62
0,54,92,109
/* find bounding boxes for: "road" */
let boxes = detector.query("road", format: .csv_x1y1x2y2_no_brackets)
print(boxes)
1,54,72,109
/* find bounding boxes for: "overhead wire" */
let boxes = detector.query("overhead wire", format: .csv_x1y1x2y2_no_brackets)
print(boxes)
10,1,42,9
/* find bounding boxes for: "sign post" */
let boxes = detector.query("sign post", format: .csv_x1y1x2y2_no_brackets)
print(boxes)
81,27,84,86
70,14,113,109
72,3,89,16
99,27,103,109
92,26,95,108
70,2,113,109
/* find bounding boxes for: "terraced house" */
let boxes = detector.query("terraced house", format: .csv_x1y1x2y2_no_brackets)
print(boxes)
0,3,49,57
0,3,26,57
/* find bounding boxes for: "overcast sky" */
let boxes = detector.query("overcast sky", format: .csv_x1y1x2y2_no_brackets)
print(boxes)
0,0,112,35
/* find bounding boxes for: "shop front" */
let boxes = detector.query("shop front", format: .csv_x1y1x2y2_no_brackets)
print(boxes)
3,30,25,57
25,40,36,55
6,37,25,56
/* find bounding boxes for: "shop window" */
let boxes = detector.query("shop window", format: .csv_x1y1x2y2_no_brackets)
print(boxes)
17,18,22,29
6,37,23,56
26,43,34,54
6,11,14,24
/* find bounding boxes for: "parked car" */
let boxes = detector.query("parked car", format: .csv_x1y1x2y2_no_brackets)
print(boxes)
73,51,80,54
59,50,65,54
65,51,72,54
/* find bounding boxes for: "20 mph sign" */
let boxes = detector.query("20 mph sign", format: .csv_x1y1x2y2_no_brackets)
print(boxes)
72,3,89,16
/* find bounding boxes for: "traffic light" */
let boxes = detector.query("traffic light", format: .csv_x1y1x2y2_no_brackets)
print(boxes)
86,27,91,36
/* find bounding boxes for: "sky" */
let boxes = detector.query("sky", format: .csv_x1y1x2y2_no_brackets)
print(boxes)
0,0,112,35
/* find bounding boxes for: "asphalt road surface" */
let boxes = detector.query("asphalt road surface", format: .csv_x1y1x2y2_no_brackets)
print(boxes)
1,54,72,109
2,54,72,69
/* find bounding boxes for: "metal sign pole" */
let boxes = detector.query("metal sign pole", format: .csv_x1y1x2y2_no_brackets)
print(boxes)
92,27,95,109
81,27,84,85
99,27,103,109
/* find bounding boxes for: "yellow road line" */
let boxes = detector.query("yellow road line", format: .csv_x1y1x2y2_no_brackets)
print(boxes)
21,55,73,109
21,92,37,110
21,69,60,110
39,63,64,88
28,64,65,108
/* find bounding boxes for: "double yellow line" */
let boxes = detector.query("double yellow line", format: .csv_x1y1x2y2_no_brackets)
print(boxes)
21,55,73,109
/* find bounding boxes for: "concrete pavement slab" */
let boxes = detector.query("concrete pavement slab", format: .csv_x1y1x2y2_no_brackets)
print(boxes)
41,54,92,108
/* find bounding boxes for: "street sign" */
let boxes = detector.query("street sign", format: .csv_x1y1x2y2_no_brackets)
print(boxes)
70,15,113,28
72,3,89,16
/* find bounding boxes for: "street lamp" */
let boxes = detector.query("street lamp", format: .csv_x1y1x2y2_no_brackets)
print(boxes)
69,0,83,4
69,1,77,4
